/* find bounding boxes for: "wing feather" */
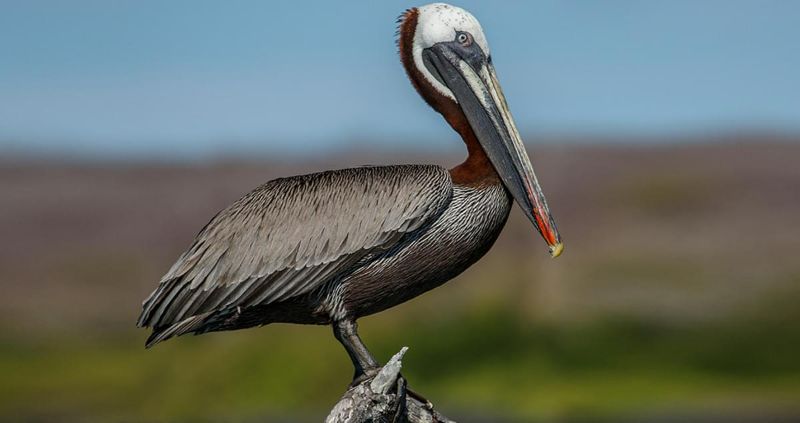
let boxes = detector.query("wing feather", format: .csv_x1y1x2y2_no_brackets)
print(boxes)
137,165,452,336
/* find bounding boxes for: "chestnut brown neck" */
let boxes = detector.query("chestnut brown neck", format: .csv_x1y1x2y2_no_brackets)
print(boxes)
397,8,499,187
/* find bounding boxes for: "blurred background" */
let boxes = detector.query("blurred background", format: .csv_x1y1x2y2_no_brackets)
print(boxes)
1,1,799,422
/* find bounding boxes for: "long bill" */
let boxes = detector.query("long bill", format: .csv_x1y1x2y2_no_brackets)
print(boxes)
424,44,563,257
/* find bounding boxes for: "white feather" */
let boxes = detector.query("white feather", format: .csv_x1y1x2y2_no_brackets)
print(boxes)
413,3,491,102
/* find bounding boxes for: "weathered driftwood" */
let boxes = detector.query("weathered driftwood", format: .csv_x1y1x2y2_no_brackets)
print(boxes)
326,348,456,423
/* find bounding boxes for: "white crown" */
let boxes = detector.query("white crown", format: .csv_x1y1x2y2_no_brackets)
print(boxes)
412,3,491,102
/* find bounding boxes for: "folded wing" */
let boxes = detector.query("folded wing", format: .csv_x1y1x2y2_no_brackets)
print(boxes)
137,165,452,346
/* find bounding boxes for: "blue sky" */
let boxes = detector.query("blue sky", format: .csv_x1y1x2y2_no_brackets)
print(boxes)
1,1,799,158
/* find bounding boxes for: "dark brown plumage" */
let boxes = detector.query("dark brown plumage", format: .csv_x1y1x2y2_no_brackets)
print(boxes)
398,7,496,187
138,165,459,346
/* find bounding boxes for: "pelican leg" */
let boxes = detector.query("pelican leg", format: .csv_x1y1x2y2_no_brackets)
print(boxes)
333,319,380,381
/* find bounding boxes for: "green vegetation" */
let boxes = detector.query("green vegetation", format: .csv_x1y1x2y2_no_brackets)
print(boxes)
3,144,800,421
2,303,798,422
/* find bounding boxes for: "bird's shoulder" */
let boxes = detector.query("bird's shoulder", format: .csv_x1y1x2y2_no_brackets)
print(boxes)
172,164,452,283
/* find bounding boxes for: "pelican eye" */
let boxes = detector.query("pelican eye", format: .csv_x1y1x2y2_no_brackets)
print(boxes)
456,32,472,47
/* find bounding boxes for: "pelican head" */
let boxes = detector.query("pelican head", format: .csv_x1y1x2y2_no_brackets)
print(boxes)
398,3,563,257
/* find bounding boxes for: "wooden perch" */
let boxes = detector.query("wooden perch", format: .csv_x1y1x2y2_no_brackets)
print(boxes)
326,347,456,423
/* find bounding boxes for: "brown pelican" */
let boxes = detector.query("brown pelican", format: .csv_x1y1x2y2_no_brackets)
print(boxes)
137,3,563,382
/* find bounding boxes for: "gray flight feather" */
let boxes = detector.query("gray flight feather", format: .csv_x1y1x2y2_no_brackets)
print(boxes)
137,165,452,345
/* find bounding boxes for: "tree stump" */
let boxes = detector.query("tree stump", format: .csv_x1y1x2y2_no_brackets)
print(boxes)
326,347,456,423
